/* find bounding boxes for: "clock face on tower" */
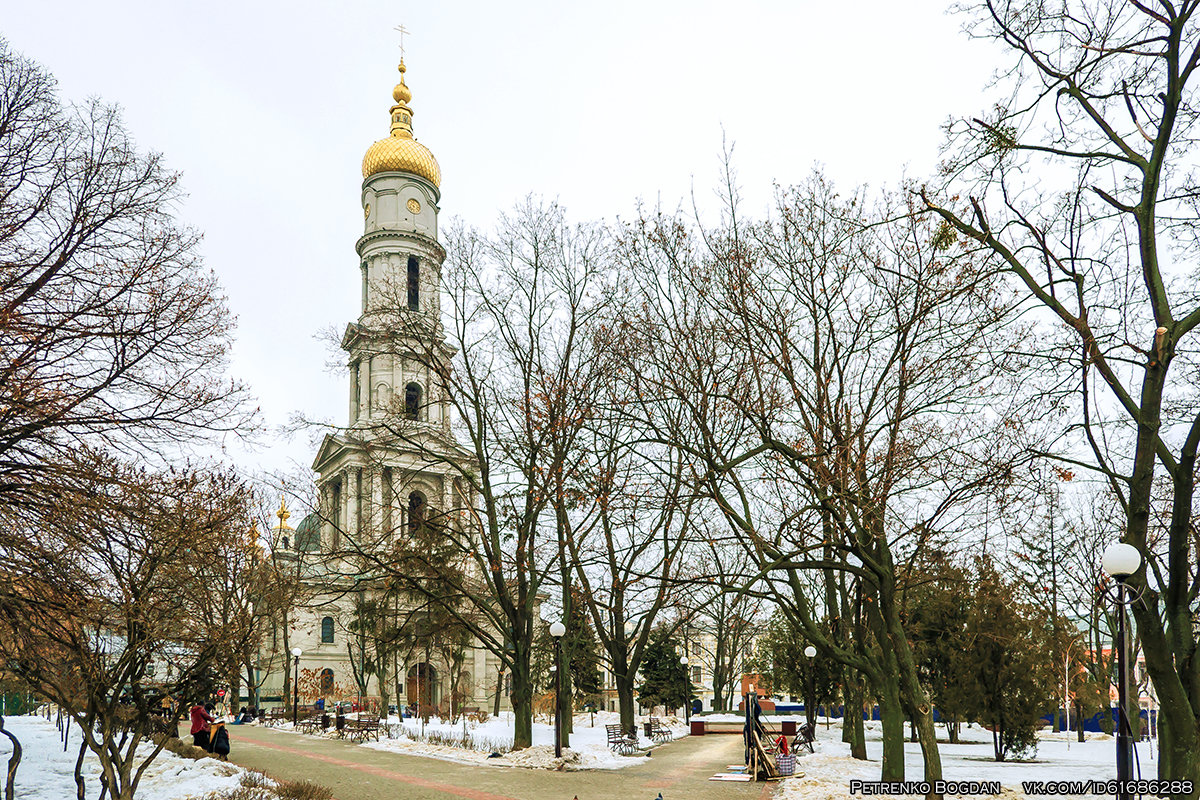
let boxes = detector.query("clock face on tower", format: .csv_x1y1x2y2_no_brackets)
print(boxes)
407,198,421,214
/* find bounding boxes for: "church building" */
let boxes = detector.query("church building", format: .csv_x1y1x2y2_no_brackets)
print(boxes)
260,57,506,716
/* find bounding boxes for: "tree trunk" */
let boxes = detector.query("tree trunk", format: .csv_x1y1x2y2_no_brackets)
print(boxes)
877,680,905,781
850,697,867,760
228,668,242,716
616,674,636,737
885,580,943,784
493,668,503,718
245,662,258,709
376,666,390,718
73,737,86,800
510,666,533,750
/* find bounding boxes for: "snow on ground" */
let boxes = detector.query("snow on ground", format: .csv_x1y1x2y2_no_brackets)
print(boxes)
769,716,1157,799
360,710,688,770
0,714,249,800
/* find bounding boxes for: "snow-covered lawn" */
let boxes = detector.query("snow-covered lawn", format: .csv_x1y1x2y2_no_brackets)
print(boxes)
357,710,687,769
765,716,1157,799
0,714,249,800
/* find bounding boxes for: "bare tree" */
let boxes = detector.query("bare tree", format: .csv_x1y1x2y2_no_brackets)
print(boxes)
922,0,1200,787
616,173,1030,782
0,39,255,509
0,454,253,800
314,200,612,749
560,386,695,734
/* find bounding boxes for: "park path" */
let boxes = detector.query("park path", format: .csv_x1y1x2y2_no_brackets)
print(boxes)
213,723,776,800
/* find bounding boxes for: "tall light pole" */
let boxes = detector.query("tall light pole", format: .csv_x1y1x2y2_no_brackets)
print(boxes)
680,654,690,726
804,645,818,729
291,647,302,725
550,620,566,758
1102,542,1141,800
622,619,635,736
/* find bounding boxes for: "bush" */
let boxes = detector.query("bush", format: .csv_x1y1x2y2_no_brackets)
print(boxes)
273,780,333,800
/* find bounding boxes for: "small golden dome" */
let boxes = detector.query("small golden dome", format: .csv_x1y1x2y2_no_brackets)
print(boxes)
362,60,441,186
393,63,413,104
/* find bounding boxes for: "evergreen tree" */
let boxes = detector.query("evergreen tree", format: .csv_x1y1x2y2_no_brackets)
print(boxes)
905,553,974,742
565,587,603,709
636,629,691,711
530,592,603,708
964,557,1057,761
750,612,840,714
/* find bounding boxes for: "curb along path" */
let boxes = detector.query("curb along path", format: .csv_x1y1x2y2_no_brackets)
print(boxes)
214,724,774,800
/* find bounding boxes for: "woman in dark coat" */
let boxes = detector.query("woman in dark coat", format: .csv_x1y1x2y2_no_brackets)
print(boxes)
189,701,215,750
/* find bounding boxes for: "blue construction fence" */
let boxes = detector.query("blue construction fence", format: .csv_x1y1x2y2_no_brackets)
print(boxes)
762,703,1152,734
1040,707,1157,734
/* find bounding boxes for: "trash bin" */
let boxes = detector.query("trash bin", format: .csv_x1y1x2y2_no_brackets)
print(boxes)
777,754,796,776
644,722,653,738
690,720,705,736
781,720,797,736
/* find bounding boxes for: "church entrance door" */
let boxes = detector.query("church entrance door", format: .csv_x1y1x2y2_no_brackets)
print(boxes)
407,663,437,708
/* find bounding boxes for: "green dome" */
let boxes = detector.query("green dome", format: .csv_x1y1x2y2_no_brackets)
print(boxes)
295,513,322,552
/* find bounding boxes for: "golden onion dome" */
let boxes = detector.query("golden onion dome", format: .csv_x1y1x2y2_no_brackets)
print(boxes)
362,60,441,187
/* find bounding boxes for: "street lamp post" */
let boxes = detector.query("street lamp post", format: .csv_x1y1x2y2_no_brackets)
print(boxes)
804,645,818,729
291,647,302,726
1102,542,1141,800
550,620,566,758
680,655,690,726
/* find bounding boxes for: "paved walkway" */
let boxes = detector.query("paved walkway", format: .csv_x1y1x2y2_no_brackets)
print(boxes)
215,724,776,800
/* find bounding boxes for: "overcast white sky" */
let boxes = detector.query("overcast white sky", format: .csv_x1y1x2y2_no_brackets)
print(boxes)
3,0,1007,481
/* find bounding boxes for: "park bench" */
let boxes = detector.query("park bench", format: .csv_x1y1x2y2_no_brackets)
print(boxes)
647,717,673,742
295,712,325,734
606,724,639,755
343,713,380,742
263,708,291,727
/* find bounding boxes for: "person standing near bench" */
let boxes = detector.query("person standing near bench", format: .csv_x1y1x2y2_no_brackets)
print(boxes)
190,701,216,750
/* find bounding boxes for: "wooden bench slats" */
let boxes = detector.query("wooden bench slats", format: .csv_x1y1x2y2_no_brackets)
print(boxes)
605,723,638,754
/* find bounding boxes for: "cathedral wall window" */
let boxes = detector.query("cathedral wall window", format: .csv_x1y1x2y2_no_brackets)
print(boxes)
407,256,420,311
331,482,342,551
320,668,335,695
408,491,426,535
321,616,335,644
382,468,394,535
405,383,422,420
374,382,391,412
355,469,364,538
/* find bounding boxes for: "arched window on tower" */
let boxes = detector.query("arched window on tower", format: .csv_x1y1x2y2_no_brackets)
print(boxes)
407,256,420,311
321,616,335,644
404,383,421,420
408,491,427,535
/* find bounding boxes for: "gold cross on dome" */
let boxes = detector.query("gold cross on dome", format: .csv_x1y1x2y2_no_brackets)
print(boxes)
394,24,411,60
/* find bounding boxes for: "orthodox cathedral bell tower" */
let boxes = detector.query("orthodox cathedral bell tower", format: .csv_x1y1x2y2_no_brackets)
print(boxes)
311,58,462,560
267,55,494,714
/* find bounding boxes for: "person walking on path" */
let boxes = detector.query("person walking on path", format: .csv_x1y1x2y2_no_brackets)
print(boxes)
190,701,216,751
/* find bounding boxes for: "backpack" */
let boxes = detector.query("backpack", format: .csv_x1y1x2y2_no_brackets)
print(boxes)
212,725,230,756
